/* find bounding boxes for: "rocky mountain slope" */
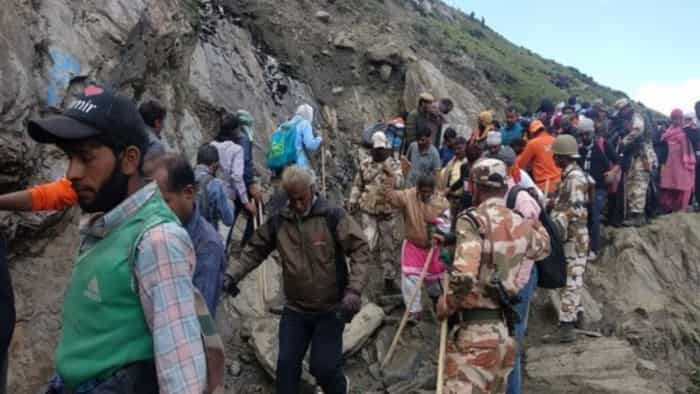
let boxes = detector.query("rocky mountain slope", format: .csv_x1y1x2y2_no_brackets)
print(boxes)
1,0,696,393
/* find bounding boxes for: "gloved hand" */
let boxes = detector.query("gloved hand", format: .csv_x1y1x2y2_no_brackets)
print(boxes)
222,274,240,297
337,289,361,322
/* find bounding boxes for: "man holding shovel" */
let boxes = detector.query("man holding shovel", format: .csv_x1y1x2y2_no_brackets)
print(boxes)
435,158,550,394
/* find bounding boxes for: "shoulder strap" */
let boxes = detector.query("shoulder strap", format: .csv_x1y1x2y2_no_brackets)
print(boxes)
506,185,525,209
324,207,349,297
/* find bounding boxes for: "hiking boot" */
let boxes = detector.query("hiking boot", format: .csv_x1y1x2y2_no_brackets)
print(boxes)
383,278,400,294
559,322,577,343
622,213,645,227
407,311,423,325
574,311,586,330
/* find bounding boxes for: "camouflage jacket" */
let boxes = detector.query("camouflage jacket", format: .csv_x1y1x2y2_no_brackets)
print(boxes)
446,197,551,312
349,156,403,215
551,163,591,242
621,112,657,169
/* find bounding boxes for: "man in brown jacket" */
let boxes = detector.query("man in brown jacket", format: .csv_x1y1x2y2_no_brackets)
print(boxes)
227,165,370,394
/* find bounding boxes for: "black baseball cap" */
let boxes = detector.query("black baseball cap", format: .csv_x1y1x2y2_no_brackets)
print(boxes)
28,85,148,151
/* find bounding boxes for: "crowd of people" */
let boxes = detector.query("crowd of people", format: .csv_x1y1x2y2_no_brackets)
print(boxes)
0,82,698,394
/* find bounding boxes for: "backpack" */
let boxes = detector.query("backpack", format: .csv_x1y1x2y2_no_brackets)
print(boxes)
197,172,215,224
506,185,567,289
361,118,405,150
268,206,348,298
361,122,387,148
267,118,301,170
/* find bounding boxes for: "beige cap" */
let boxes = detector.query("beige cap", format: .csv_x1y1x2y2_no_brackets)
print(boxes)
419,92,435,102
614,98,630,110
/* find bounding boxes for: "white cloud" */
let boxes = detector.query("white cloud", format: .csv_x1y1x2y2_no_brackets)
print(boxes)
633,79,700,116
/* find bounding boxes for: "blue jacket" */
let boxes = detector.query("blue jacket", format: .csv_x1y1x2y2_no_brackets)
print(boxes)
185,204,226,316
292,115,322,171
194,164,234,229
500,123,524,146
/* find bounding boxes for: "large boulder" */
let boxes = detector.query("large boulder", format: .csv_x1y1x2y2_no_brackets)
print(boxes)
526,338,671,394
403,59,484,137
250,303,385,379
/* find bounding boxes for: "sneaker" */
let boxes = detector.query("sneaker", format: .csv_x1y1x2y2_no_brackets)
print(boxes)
559,322,577,343
588,251,597,262
345,374,351,394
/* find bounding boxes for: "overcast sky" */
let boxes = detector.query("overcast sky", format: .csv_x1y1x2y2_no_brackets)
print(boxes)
447,0,700,116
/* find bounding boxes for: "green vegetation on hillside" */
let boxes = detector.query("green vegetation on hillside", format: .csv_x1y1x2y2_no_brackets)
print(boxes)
412,11,625,111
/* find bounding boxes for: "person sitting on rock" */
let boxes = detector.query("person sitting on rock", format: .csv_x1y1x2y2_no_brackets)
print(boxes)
348,131,404,294
24,85,216,393
225,165,370,394
383,172,450,322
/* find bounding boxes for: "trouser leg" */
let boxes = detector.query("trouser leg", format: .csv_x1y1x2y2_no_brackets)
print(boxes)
276,308,314,394
309,312,347,394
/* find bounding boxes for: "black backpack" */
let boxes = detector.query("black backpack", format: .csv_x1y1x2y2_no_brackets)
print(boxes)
506,186,567,289
269,206,348,298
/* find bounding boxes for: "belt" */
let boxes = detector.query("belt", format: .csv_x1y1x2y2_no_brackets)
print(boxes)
455,308,503,323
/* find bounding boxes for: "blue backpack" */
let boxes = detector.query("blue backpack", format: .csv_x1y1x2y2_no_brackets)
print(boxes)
267,118,301,170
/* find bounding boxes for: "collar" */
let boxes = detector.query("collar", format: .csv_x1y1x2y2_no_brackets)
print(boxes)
80,182,158,240
562,162,579,178
302,195,318,217
482,196,506,207
184,203,201,235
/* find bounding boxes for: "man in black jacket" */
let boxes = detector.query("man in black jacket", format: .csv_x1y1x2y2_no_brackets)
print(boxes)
0,237,13,394
578,118,617,260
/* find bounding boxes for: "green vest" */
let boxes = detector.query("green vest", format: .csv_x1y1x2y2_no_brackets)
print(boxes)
56,190,179,389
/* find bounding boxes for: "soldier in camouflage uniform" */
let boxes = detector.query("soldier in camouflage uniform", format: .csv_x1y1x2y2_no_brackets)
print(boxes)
551,135,592,342
349,131,403,290
436,158,551,394
614,99,658,226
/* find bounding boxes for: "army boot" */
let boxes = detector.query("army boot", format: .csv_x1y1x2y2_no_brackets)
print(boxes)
574,311,586,330
559,322,577,343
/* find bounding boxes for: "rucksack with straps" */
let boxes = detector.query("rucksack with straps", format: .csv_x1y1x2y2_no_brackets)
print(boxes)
267,118,302,170
268,206,349,298
506,185,567,289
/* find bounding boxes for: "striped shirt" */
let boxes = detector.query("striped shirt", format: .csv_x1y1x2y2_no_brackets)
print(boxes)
79,182,206,394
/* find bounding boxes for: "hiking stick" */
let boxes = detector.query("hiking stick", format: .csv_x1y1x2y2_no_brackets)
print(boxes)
435,273,450,394
381,246,435,369
254,199,270,303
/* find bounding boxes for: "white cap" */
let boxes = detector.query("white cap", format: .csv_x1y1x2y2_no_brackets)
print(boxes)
578,116,595,133
372,131,390,149
486,131,502,146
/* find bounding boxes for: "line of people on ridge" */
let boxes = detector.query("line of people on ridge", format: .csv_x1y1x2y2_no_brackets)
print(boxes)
1,82,698,394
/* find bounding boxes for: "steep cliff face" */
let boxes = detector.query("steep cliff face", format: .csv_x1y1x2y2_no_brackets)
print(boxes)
0,1,694,393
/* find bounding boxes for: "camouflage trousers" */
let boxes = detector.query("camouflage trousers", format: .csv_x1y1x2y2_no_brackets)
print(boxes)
361,213,397,280
444,320,516,394
558,232,589,323
625,165,650,215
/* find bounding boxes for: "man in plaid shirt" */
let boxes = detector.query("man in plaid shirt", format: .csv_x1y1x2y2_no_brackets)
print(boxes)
28,86,208,394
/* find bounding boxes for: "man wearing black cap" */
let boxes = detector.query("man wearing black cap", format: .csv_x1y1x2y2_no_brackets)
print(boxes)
28,85,207,394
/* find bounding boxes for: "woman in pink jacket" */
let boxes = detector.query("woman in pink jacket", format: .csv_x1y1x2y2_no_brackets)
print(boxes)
660,109,696,213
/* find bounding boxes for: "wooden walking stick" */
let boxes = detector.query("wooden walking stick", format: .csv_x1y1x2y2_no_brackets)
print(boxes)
381,246,436,369
253,199,270,304
436,273,450,394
